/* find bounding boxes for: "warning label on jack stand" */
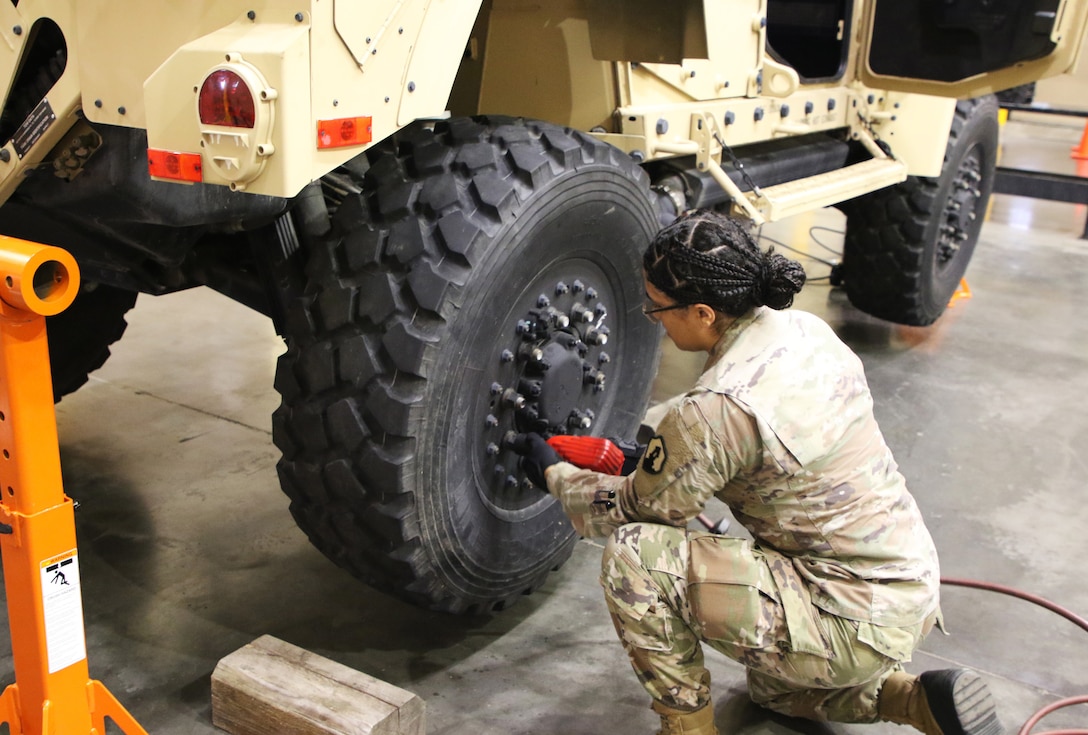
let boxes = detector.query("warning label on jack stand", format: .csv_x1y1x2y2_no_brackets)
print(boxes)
40,549,87,673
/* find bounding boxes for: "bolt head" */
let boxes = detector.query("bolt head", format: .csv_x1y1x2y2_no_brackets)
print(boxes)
501,350,514,363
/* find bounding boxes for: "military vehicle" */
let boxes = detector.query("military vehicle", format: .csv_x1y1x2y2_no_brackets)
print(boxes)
1,0,1083,613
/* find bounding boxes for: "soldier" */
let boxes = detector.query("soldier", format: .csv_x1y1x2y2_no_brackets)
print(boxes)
513,210,1001,735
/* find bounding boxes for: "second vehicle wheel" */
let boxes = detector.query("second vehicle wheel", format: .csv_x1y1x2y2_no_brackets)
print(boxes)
47,283,138,401
838,95,999,326
273,116,662,613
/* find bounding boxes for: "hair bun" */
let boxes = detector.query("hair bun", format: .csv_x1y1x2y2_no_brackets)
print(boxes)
761,251,807,310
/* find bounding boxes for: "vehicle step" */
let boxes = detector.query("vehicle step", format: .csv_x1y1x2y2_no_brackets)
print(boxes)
755,157,908,221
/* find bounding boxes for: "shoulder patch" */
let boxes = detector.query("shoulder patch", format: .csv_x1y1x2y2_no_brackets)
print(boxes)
641,435,668,474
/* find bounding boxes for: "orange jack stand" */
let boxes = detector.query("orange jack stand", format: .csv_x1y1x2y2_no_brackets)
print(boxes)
0,236,148,735
947,278,972,308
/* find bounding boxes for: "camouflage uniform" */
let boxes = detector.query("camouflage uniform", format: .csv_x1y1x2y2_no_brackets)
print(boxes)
545,306,942,722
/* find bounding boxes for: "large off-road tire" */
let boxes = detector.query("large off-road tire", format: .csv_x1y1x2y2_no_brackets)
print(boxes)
273,116,662,613
47,283,138,400
839,95,999,325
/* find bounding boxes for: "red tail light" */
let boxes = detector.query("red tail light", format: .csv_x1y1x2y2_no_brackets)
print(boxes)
198,70,255,128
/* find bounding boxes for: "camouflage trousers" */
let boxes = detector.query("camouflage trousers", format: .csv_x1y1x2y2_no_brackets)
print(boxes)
600,522,929,722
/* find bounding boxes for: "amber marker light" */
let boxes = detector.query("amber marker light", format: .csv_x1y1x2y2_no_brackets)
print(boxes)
317,116,373,149
147,149,203,182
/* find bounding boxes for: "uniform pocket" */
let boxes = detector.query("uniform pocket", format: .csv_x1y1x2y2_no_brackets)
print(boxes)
688,535,781,649
617,598,675,653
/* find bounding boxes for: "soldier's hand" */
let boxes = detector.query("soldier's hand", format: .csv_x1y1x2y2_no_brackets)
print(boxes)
510,433,560,491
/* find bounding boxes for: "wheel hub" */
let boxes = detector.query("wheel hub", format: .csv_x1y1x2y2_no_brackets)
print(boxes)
938,147,984,268
478,278,613,502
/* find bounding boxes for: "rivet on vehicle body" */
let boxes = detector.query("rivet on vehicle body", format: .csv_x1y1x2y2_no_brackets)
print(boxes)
247,10,256,20
485,414,499,428
0,150,9,163
805,101,814,114
656,119,669,135
867,94,875,104
780,104,790,117
829,99,837,111
12,25,21,35
118,106,126,115
95,99,103,108
408,82,416,93
724,111,736,125
295,12,304,22
754,107,764,122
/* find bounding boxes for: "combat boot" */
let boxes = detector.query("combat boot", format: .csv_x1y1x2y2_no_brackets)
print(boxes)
878,669,1003,735
651,700,719,735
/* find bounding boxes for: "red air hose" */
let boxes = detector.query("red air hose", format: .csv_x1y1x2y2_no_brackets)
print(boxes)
940,577,1088,735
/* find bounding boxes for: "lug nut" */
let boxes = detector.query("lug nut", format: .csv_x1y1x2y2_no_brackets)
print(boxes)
586,329,608,346
568,411,592,430
490,382,503,396
503,389,527,409
572,280,585,293
485,414,499,428
518,379,543,397
555,281,569,295
486,443,500,456
494,464,506,476
599,352,611,364
585,287,598,300
500,350,514,363
571,304,594,323
594,303,607,318
537,294,551,308
505,475,519,488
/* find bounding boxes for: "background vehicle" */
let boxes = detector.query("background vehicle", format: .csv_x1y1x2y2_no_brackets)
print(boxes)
0,0,1083,613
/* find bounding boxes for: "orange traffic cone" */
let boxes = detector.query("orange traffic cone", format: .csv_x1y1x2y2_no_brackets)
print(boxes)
1072,120,1088,160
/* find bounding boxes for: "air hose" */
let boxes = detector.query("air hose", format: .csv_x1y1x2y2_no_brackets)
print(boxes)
940,577,1088,735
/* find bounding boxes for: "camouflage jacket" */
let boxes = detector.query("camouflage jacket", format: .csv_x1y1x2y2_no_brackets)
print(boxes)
547,307,941,627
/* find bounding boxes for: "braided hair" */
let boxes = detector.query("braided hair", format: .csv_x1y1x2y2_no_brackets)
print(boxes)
643,210,806,319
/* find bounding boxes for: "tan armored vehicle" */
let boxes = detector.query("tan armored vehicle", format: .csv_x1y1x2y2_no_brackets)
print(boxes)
1,0,1084,613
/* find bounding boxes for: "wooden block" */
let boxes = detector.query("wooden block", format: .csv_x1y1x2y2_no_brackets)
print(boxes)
211,635,425,735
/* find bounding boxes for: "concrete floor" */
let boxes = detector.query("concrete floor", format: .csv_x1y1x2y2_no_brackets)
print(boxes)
2,116,1087,734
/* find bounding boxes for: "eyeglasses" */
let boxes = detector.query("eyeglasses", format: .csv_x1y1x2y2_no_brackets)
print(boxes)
641,297,690,323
